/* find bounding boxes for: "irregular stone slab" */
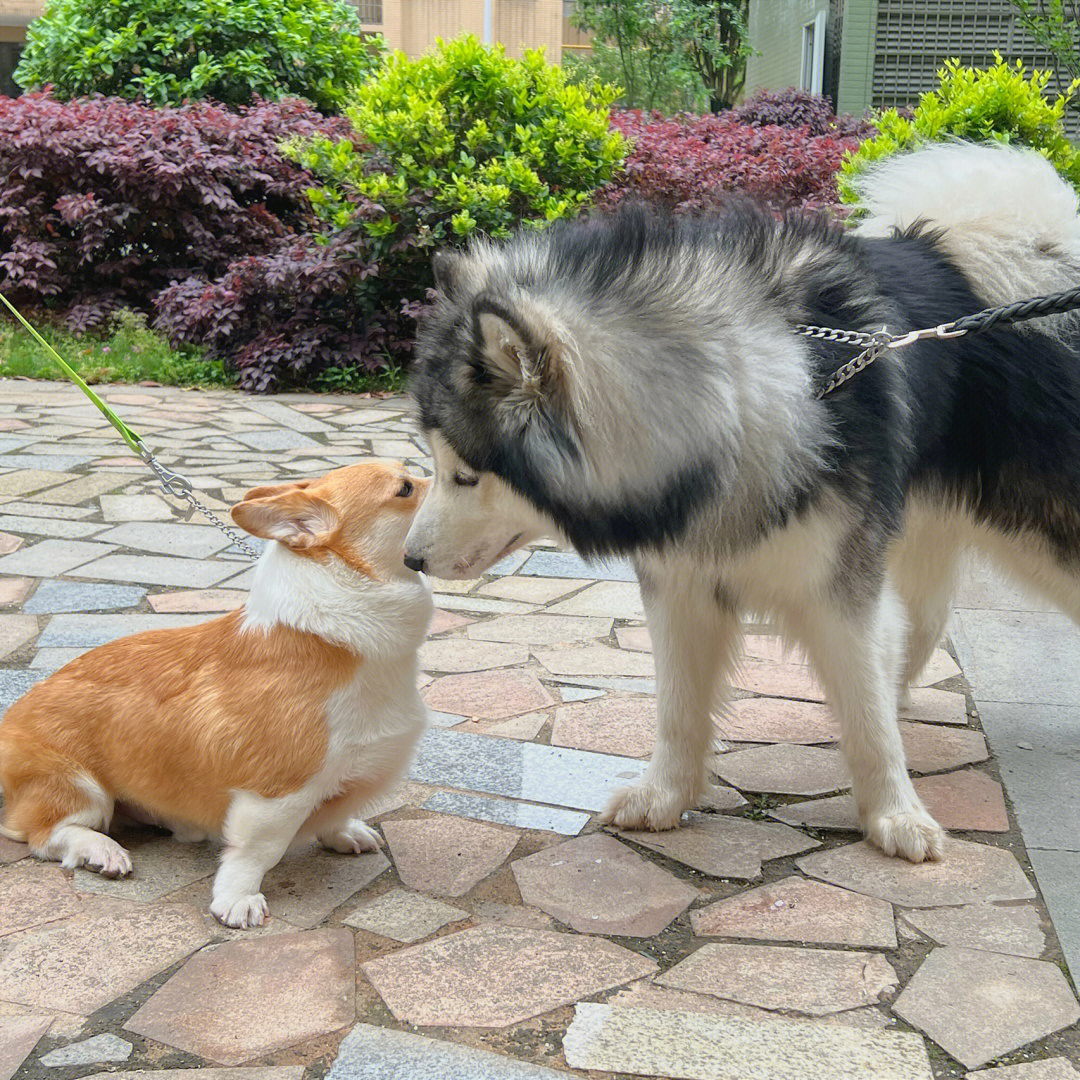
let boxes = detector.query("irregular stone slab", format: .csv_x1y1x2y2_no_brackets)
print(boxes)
0,469,72,498
361,924,656,1027
521,551,636,581
657,943,897,1015
621,813,819,880
900,687,969,726
712,744,849,795
0,515,101,540
344,888,466,943
894,947,1080,1069
0,668,46,710
423,671,555,719
0,576,33,606
797,838,1034,907
326,1023,571,1079
477,576,590,604
770,796,861,831
614,625,651,652
512,833,697,936
900,722,988,772
147,588,247,613
0,614,37,660
717,698,839,744
84,1071,302,1080
382,815,519,897
409,727,646,813
0,897,210,1014
562,1002,933,1080
698,784,749,811
419,638,529,673
468,614,612,646
548,581,644,619
732,660,825,701
24,473,128,506
551,695,658,758
0,835,29,864
22,581,145,614
74,835,218,903
39,1033,132,1067
99,494,174,522
913,648,962,686
914,769,1009,831
36,613,209,648
741,637,809,664
124,929,355,1065
690,875,896,947
0,1015,53,1080
901,903,1045,958
965,1062,1080,1080
536,645,654,679
422,791,590,836
474,711,549,740
0,539,115,577
0,864,82,938
427,608,474,635
71,554,234,588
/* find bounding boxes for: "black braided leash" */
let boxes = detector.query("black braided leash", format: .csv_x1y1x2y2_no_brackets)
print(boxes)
799,284,1080,398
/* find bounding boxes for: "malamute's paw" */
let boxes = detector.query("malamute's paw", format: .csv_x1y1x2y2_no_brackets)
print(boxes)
600,783,688,832
211,892,269,929
61,834,132,879
320,818,382,854
864,808,946,863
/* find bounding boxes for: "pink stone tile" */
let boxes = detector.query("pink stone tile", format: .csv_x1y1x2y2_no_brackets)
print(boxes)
0,533,24,557
690,874,897,947
551,695,658,758
914,769,1008,832
0,577,32,607
619,812,819,880
742,636,808,665
361,924,657,1027
512,833,698,936
0,835,29,865
0,864,82,938
147,589,247,613
469,614,612,646
0,614,37,660
797,838,1035,907
428,609,474,636
712,743,849,795
732,660,825,701
419,637,529,673
900,903,1044,958
423,671,555,720
963,1060,1080,1080
125,929,355,1065
657,942,898,1016
535,644,654,679
0,897,211,1014
913,649,962,687
615,626,651,652
471,711,549,740
900,687,969,726
0,419,29,430
473,901,556,929
900,722,988,772
770,795,860,831
0,1014,52,1080
894,947,1080,1069
382,814,520,896
716,698,840,744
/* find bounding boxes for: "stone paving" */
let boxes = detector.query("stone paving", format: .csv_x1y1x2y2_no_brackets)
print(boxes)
0,380,1079,1080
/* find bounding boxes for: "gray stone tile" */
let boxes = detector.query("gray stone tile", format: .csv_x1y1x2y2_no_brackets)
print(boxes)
545,674,658,695
562,1002,933,1080
408,727,646,812
326,1024,571,1080
343,889,466,943
24,473,135,506
520,550,636,581
422,791,591,835
71,554,235,588
23,581,146,614
0,669,47,710
242,398,334,432
39,1034,132,1067
485,550,531,577
37,613,210,648
0,539,116,577
95,522,233,559
0,515,102,539
1029,848,1080,986
0,453,95,471
29,648,89,673
232,428,324,452
1,502,94,520
99,494,174,522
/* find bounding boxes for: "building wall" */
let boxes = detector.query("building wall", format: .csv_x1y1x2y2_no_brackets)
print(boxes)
745,0,830,99
835,0,876,114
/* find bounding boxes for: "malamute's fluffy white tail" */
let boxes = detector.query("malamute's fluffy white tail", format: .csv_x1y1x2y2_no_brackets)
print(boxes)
852,142,1080,318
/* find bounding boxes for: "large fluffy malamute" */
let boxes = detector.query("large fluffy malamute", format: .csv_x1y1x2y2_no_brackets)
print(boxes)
404,143,1080,862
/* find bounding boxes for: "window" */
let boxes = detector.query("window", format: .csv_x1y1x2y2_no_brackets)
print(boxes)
354,0,382,24
800,10,827,94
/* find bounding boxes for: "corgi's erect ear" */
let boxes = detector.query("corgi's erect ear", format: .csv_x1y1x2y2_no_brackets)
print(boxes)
231,488,340,551
474,297,562,402
239,479,313,504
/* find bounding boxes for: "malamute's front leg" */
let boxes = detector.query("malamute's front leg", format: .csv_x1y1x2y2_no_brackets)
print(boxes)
601,568,740,831
794,581,946,863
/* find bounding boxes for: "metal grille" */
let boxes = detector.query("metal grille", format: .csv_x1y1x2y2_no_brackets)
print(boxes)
872,0,1079,135
353,0,382,24
823,0,844,108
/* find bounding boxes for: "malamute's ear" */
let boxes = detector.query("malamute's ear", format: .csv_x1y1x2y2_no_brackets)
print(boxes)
432,249,465,300
474,298,561,402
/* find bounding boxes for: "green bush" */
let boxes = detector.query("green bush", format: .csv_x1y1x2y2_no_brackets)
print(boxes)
14,0,382,112
839,54,1080,204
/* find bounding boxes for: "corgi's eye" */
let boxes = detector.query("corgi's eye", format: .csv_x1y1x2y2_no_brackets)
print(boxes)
453,472,479,487
397,480,414,498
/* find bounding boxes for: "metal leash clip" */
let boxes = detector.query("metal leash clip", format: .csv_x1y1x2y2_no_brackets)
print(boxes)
137,442,193,498
885,321,969,349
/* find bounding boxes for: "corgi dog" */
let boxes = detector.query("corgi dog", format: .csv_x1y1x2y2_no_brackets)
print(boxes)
0,462,432,928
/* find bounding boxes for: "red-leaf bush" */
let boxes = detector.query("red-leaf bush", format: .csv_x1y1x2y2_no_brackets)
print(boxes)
0,92,350,332
733,87,876,139
599,108,866,214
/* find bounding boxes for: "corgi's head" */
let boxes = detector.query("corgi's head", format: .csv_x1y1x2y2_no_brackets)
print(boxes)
231,462,430,580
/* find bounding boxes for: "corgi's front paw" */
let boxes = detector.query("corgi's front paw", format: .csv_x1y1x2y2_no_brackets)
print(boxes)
211,892,269,929
320,818,382,854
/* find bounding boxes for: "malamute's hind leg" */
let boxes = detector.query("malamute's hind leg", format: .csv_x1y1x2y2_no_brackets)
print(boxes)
600,565,741,831
791,580,946,863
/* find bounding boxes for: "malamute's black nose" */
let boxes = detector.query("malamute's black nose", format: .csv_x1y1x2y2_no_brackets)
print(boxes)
403,553,425,572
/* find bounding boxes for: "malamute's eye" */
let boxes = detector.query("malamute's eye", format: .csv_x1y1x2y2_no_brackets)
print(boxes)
397,479,414,497
453,471,479,487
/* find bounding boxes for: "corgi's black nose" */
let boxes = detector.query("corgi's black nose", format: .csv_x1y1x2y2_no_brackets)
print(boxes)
404,553,425,572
